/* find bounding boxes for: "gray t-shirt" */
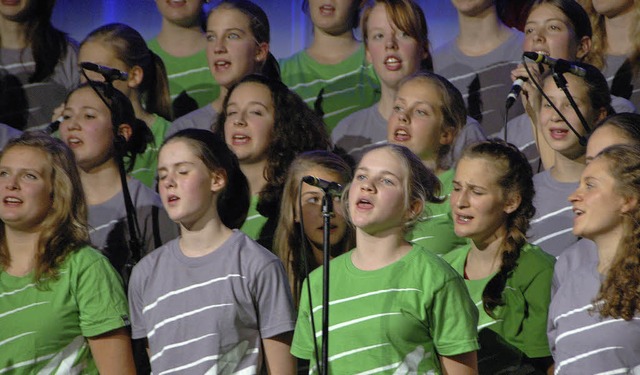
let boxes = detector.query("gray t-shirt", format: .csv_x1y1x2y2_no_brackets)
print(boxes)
88,178,179,275
548,254,640,374
551,238,597,297
165,104,218,139
433,28,525,135
332,103,486,165
0,43,79,130
529,170,579,257
128,230,296,374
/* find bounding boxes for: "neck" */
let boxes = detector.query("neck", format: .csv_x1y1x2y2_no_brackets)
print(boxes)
0,18,28,49
466,229,506,279
604,10,635,56
550,152,586,182
594,225,625,274
130,92,156,126
421,157,443,176
79,160,124,205
377,85,398,120
211,86,228,115
351,228,412,271
156,20,206,57
307,28,359,64
240,160,267,196
4,228,40,276
457,8,510,56
179,213,233,257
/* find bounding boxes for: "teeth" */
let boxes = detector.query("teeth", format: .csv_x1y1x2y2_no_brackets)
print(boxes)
459,215,471,222
385,57,400,64
574,209,584,216
5,197,22,203
233,135,248,139
395,129,408,136
215,61,229,66
68,138,81,144
535,50,549,56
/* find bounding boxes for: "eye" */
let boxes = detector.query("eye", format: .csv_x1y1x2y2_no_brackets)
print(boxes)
226,32,240,40
158,173,167,181
0,170,9,177
24,173,37,180
355,174,367,181
524,27,534,35
371,32,384,40
392,105,403,113
452,185,461,192
414,109,428,117
471,189,484,195
178,168,189,175
226,111,238,117
381,178,394,186
306,196,321,204
398,31,411,39
83,113,96,120
249,109,263,116
205,33,216,42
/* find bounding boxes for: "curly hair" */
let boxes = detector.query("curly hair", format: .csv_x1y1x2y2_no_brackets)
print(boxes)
66,83,153,173
461,140,536,316
578,0,640,75
81,23,173,120
361,0,433,71
0,132,89,286
273,151,355,306
162,129,250,229
343,143,443,233
214,74,331,244
592,144,640,321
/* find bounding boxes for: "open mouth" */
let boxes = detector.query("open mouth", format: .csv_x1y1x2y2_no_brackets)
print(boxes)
393,128,410,142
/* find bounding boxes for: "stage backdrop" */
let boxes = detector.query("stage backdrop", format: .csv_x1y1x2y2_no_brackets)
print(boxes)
51,0,459,60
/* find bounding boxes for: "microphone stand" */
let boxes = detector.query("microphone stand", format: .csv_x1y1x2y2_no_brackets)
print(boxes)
320,192,335,375
551,69,590,146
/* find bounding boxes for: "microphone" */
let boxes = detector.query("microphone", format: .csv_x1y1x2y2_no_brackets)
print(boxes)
506,77,526,109
302,175,343,195
522,52,586,77
80,62,128,81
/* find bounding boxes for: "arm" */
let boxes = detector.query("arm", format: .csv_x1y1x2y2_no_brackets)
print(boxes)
88,327,136,375
440,351,478,375
263,332,296,375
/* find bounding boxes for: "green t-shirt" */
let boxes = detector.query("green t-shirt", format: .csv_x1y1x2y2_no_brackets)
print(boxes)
292,244,479,374
129,114,171,188
0,246,129,374
407,168,468,255
443,243,555,373
147,38,219,109
279,45,380,133
240,194,267,240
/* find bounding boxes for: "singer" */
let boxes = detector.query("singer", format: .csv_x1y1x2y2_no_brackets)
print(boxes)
529,62,613,257
292,144,479,374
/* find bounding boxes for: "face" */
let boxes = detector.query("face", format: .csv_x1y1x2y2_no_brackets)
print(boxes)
0,146,53,232
206,7,267,88
569,157,629,240
309,0,359,35
155,0,204,27
158,139,222,227
523,3,586,61
223,82,275,165
539,74,602,160
451,0,495,17
365,4,425,89
348,148,410,235
59,87,116,172
451,157,515,244
592,0,634,18
296,166,348,251
387,79,450,163
586,125,630,163
78,41,131,96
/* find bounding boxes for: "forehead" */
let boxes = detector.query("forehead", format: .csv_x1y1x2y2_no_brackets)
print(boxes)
397,79,441,103
456,156,501,185
228,82,273,104
0,146,51,173
66,87,109,109
543,74,588,99
208,6,251,30
586,125,629,158
159,139,201,163
358,147,407,176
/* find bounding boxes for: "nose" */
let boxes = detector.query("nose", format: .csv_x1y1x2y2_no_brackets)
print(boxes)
4,175,18,191
568,187,581,203
360,180,375,193
61,114,80,131
385,33,398,50
161,172,176,190
231,112,247,127
213,36,227,54
454,189,469,209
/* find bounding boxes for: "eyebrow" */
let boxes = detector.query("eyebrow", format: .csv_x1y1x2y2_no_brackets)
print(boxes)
452,180,488,190
356,166,401,180
157,161,196,171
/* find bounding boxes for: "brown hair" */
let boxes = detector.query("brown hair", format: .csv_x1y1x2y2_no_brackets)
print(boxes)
0,132,89,285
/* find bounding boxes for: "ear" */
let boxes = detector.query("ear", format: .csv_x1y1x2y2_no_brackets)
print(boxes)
255,42,269,63
127,65,144,89
422,44,430,61
620,196,638,215
408,199,424,221
210,169,227,193
439,127,455,146
576,36,592,60
503,193,522,215
117,123,132,142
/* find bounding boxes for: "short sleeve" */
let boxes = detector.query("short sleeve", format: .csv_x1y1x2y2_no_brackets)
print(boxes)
521,264,554,358
253,259,296,339
128,261,148,340
73,249,130,338
291,278,314,360
430,273,480,356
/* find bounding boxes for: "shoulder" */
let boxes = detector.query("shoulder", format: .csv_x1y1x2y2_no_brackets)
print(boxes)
554,239,597,275
512,243,556,281
131,239,178,276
